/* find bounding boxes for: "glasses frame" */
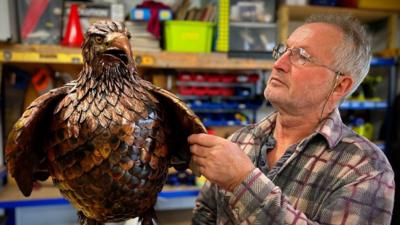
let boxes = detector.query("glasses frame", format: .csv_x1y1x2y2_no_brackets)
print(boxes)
272,43,343,76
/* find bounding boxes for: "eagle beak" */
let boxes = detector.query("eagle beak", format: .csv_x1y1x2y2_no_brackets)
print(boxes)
104,33,132,65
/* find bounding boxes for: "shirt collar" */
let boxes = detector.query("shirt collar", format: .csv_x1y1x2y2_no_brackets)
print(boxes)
251,111,277,142
252,109,344,149
315,108,345,149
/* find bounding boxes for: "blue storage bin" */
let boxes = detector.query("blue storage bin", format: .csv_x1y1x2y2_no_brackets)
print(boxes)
310,0,337,6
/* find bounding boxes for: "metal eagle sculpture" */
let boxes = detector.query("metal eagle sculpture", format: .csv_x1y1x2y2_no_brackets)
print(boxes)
6,20,206,225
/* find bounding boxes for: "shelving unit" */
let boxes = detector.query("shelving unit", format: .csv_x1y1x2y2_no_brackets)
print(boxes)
0,165,6,189
0,44,274,70
229,22,277,28
370,57,398,108
175,72,263,127
339,58,397,153
176,81,255,88
277,4,398,49
340,100,388,110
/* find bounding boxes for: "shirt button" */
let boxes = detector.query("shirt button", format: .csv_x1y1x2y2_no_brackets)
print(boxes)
233,209,240,220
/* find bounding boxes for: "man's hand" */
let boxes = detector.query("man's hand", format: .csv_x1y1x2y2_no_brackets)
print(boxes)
188,133,255,192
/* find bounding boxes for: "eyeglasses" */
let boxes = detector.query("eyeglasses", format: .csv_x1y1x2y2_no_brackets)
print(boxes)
272,44,343,76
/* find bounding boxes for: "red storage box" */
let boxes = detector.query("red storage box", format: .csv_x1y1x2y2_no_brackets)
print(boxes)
194,74,207,82
178,73,193,81
248,74,259,83
206,74,222,82
207,87,221,96
178,86,195,95
221,74,236,83
193,87,208,95
220,88,234,96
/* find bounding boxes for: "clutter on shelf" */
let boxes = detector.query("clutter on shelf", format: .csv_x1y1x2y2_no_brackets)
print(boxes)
18,0,63,44
175,72,264,127
228,0,277,58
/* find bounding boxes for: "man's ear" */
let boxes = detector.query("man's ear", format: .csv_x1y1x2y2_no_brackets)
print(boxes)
333,75,354,99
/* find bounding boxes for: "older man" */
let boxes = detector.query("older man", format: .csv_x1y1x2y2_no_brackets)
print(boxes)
189,14,394,225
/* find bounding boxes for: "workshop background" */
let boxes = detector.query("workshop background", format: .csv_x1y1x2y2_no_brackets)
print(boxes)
0,0,400,224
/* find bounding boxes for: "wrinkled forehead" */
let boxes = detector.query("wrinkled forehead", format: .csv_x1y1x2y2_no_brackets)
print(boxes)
288,23,343,48
288,23,343,62
87,21,128,36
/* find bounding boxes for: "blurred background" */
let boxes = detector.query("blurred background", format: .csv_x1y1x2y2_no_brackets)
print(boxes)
0,0,400,224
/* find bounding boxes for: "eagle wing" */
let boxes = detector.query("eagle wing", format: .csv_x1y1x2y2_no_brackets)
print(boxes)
140,80,206,175
5,84,72,196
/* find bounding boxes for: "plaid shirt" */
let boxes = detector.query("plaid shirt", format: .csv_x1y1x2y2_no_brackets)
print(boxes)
192,109,394,225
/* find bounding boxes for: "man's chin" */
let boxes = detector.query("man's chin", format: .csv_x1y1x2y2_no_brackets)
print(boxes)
265,90,283,105
265,93,295,111
265,95,282,108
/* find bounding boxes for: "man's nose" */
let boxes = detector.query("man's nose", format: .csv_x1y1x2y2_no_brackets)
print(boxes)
273,51,291,73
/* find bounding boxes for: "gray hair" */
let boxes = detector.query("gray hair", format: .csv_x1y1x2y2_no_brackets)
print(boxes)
305,14,372,97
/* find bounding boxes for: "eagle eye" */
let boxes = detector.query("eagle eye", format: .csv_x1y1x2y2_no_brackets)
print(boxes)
94,35,104,44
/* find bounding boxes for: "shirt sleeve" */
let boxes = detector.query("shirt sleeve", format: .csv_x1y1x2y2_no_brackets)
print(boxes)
229,168,394,225
192,181,218,225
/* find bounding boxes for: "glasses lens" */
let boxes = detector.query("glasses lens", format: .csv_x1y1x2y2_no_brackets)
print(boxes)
273,44,286,60
289,48,300,65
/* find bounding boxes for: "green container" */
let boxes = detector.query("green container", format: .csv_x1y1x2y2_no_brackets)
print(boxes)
164,21,214,53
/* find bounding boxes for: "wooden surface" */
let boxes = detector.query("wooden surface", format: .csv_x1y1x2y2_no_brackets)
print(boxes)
278,4,398,48
0,44,274,70
0,180,62,203
282,4,394,22
0,177,200,204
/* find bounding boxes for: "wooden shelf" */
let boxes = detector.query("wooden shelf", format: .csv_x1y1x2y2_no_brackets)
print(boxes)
0,44,274,70
0,179,199,209
281,4,394,22
278,4,398,48
0,181,62,205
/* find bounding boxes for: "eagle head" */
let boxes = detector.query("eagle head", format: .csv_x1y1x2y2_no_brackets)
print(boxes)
81,20,136,75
